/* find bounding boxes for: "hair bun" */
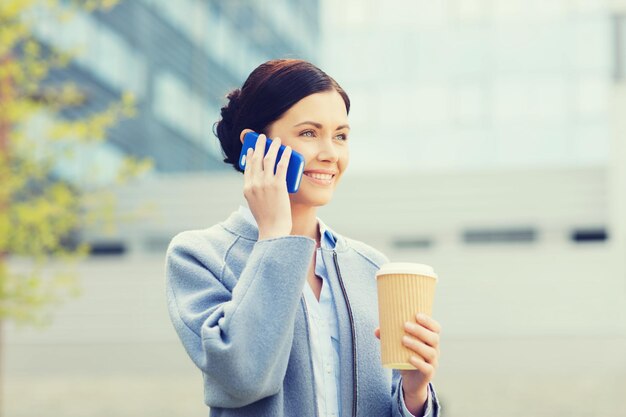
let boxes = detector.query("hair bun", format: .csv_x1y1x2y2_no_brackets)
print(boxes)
214,88,243,168
220,88,242,125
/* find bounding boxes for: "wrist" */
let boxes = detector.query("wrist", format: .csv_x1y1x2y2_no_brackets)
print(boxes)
258,232,289,241
402,383,428,415
257,226,291,241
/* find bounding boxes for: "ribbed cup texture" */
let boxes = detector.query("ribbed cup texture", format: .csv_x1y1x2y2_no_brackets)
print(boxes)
377,273,437,369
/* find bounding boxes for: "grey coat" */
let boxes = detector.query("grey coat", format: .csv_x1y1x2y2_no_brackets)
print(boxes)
165,210,441,416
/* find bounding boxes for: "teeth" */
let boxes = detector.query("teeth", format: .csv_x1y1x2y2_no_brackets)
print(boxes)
306,173,334,180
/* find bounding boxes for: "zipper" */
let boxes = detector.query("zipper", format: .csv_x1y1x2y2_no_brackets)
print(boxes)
301,296,321,417
333,250,358,417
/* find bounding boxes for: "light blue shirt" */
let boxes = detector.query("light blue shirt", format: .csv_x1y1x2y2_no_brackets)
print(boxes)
302,218,342,417
238,206,432,417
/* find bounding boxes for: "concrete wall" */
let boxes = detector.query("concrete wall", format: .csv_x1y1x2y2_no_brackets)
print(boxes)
6,167,625,417
76,167,624,338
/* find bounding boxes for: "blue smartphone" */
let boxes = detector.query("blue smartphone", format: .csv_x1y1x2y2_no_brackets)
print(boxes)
238,131,305,193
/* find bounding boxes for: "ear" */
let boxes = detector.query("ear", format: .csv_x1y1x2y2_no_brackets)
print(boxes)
239,128,254,144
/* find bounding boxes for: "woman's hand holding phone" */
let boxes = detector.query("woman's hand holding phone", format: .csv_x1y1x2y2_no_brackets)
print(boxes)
243,133,293,241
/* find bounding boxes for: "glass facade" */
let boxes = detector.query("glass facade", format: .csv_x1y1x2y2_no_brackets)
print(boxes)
29,0,320,178
322,0,615,173
615,13,626,81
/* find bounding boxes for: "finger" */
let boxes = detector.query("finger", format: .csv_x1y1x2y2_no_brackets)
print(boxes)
416,313,441,334
243,148,253,181
402,335,438,365
408,355,436,379
263,137,281,178
252,134,267,173
276,145,292,181
374,327,380,340
404,321,440,349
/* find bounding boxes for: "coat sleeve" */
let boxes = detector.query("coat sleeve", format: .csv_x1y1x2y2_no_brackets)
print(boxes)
165,231,316,408
391,372,441,417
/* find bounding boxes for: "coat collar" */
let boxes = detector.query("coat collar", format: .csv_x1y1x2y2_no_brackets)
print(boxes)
220,207,348,252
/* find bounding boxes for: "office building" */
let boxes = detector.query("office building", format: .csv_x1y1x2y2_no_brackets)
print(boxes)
31,0,320,177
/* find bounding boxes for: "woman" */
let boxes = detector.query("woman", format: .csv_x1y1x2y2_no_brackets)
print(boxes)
165,59,442,416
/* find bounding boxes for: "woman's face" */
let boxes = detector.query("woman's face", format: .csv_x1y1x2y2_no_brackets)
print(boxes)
266,90,350,208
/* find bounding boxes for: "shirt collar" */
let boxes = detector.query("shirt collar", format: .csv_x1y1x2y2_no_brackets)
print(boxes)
237,205,336,249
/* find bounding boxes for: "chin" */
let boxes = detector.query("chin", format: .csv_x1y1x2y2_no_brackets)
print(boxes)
291,190,335,208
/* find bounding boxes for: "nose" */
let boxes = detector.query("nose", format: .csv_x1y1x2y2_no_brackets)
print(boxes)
316,136,339,163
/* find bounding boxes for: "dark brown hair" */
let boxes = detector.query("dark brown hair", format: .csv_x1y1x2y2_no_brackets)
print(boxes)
213,59,350,172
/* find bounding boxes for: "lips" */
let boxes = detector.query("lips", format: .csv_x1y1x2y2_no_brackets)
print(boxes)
303,170,337,185
305,172,334,180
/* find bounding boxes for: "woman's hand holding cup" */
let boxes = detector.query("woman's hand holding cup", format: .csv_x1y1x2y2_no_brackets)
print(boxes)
374,262,440,415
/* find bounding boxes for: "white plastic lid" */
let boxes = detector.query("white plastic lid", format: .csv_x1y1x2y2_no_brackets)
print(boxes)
376,262,438,280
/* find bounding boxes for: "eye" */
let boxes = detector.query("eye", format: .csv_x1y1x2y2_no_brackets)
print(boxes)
300,130,316,138
335,133,348,141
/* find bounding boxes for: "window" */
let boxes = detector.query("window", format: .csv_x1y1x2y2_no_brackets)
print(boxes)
452,0,489,22
614,14,626,82
454,83,487,126
35,11,147,99
463,228,537,244
392,237,434,250
571,228,608,243
153,71,216,151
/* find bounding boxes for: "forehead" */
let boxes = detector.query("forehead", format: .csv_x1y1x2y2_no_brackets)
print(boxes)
280,90,348,125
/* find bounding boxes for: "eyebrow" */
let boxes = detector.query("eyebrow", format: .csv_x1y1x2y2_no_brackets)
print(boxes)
293,121,350,131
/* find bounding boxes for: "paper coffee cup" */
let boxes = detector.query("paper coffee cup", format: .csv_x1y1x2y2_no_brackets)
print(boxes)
376,262,438,370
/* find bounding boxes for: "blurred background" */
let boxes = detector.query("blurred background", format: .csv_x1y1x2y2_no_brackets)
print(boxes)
3,0,626,416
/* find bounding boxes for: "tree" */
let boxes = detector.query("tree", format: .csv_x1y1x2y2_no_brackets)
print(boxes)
0,0,151,412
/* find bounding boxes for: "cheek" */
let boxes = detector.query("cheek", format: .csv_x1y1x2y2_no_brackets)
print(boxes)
265,128,294,147
290,145,310,163
286,142,313,162
270,136,305,159
339,147,349,171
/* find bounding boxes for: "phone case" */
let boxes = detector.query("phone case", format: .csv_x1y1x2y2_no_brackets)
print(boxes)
238,132,305,193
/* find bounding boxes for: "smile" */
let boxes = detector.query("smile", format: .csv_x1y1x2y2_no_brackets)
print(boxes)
303,172,335,185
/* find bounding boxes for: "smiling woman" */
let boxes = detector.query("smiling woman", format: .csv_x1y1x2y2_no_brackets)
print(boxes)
164,59,442,417
244,90,350,208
